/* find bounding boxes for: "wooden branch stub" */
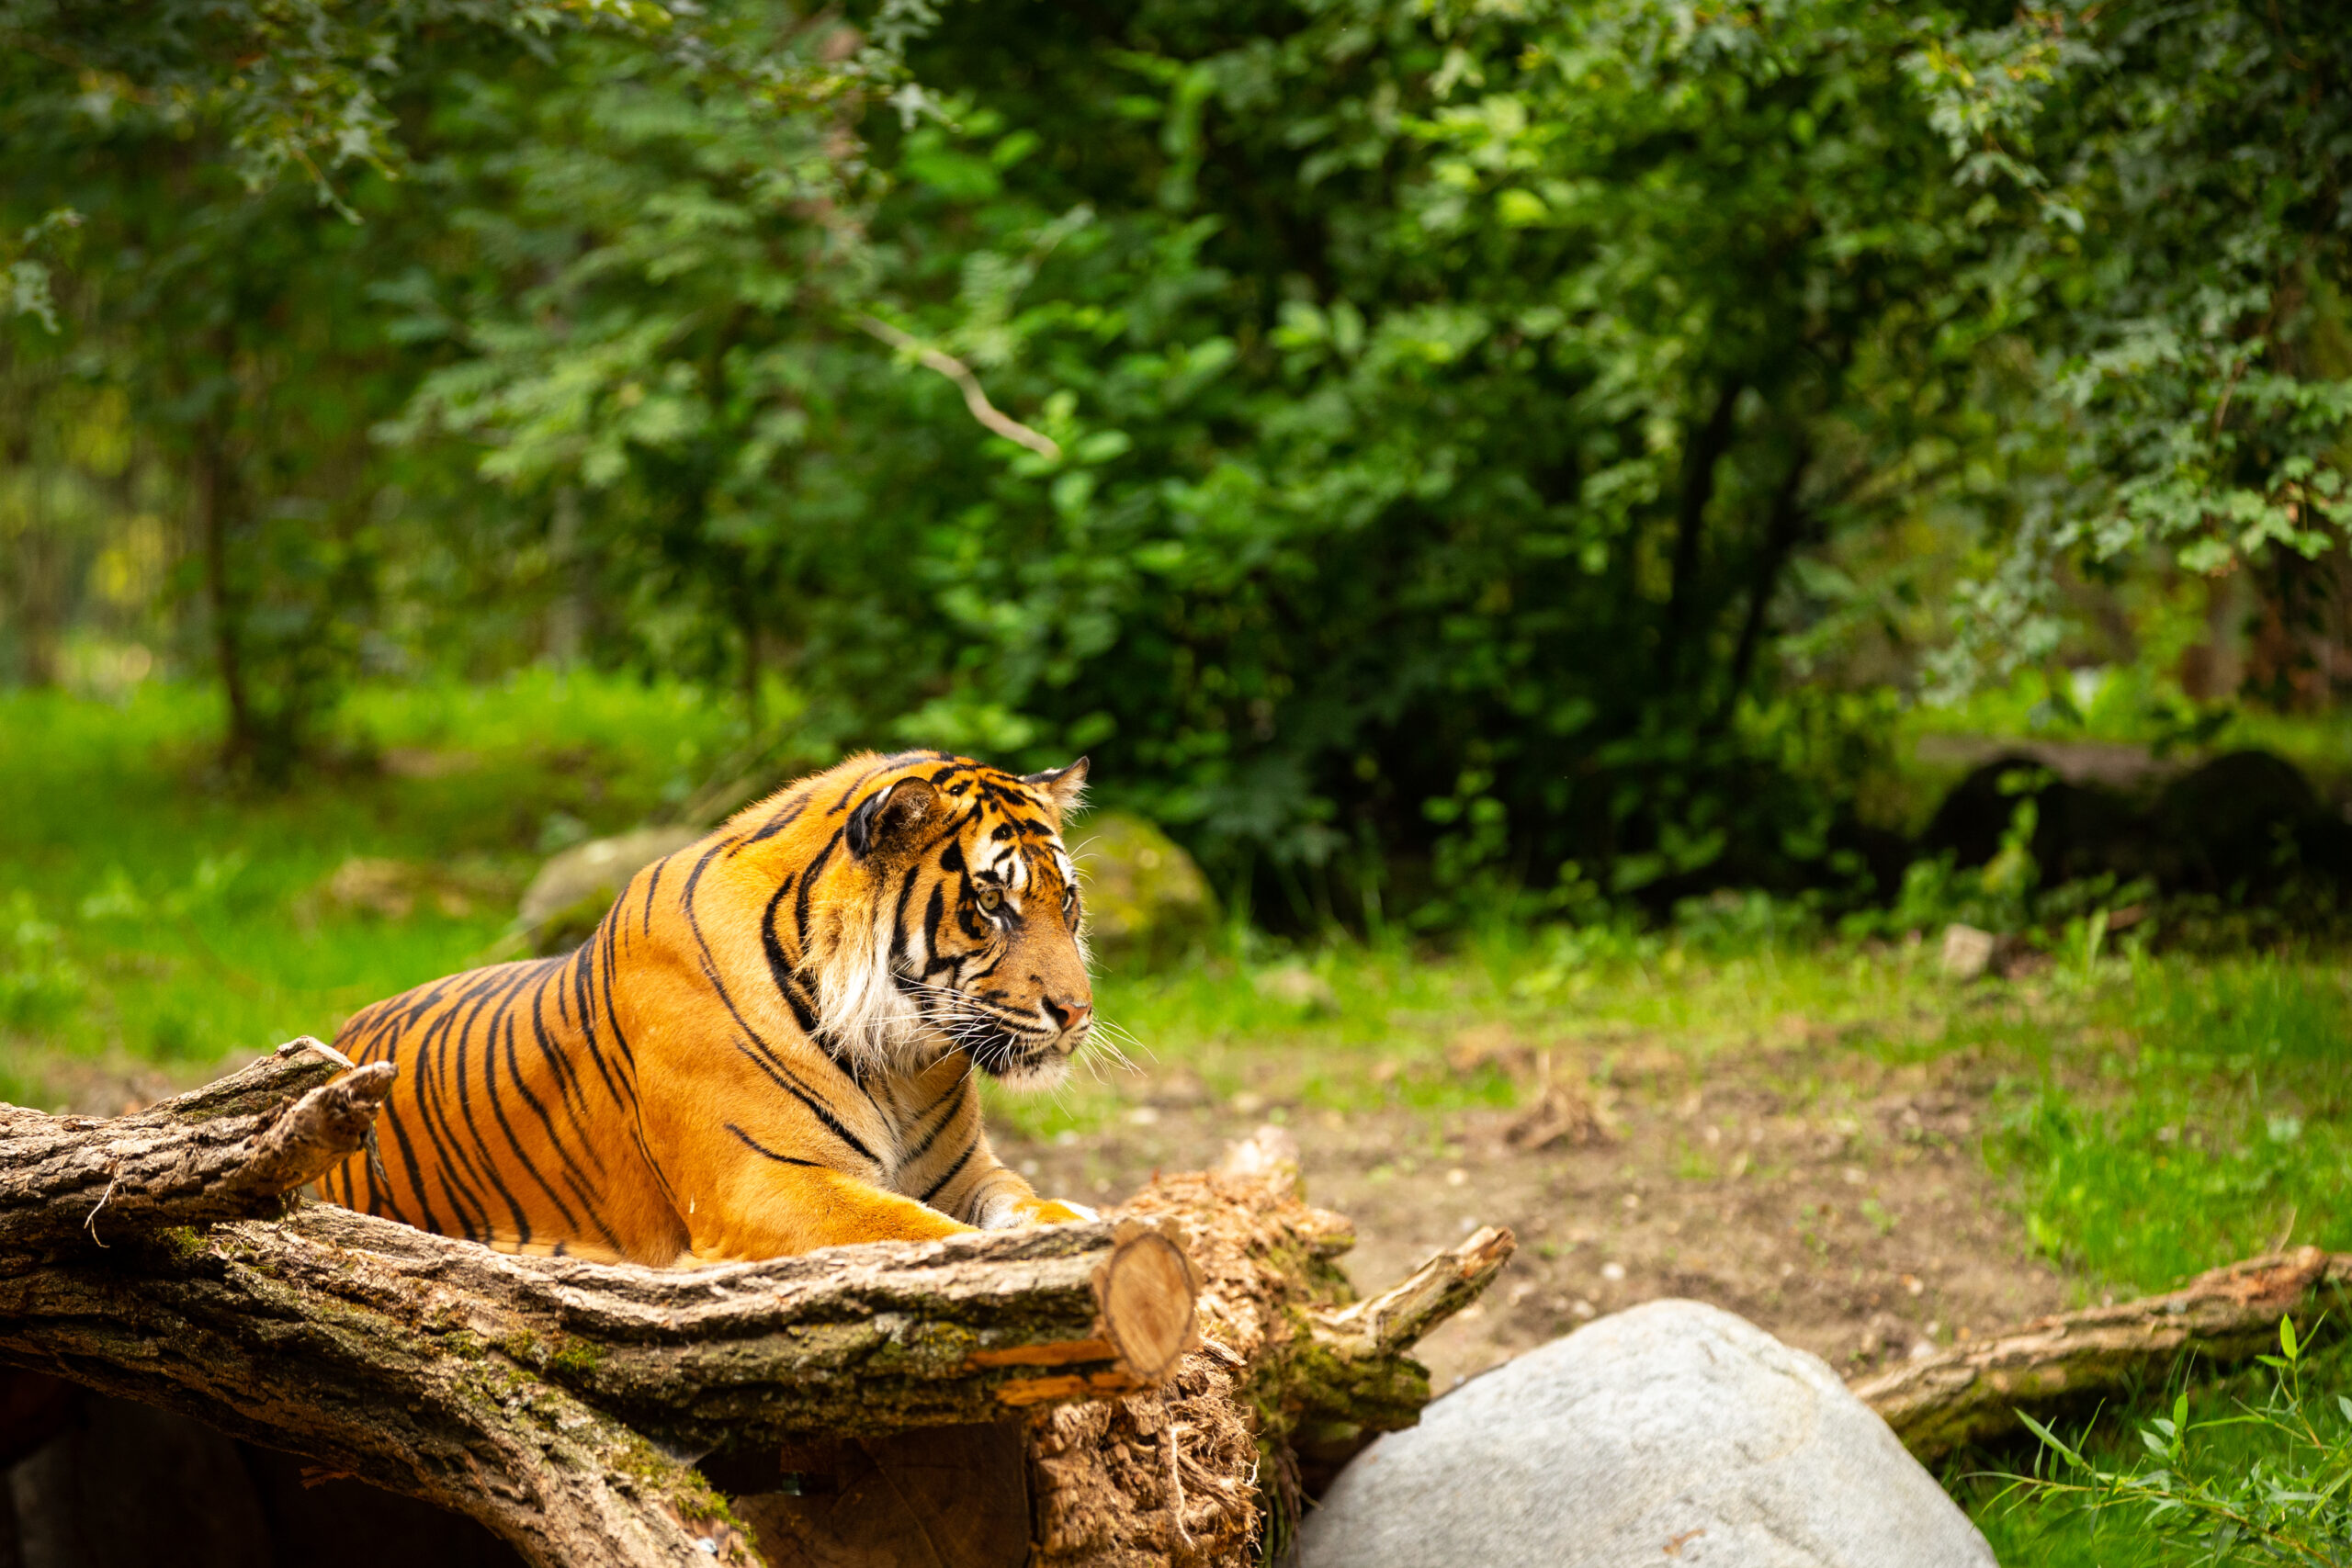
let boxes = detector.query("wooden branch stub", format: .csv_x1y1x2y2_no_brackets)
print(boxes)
155,1036,356,1122
1023,1140,1520,1568
0,1038,393,1251
1310,1224,1517,1361
1855,1246,2346,1461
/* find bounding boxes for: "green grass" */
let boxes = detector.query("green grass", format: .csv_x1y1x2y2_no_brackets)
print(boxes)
0,672,735,1081
7,681,2352,1562
992,920,1938,1140
1984,955,2352,1294
1961,1331,2352,1566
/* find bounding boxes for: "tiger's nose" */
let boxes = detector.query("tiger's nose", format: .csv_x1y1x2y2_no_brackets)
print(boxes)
1042,996,1092,1034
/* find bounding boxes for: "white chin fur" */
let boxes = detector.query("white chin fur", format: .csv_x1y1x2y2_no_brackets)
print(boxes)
989,1054,1070,1092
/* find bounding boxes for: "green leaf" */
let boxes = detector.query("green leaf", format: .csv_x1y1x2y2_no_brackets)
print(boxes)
2016,1410,2086,1470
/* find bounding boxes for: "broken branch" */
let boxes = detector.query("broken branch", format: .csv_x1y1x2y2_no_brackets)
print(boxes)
854,314,1062,458
1855,1247,2349,1461
0,1037,392,1250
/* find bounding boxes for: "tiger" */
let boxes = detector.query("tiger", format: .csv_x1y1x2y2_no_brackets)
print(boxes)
315,750,1103,1264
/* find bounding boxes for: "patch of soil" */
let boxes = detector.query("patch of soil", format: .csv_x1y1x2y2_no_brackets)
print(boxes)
1002,1037,2070,1393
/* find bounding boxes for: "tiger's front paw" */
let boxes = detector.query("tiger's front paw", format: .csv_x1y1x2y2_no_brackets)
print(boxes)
978,1194,1100,1229
968,1194,1095,1232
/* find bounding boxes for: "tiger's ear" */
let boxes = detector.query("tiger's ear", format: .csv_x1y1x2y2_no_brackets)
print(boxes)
847,777,942,858
1021,757,1089,820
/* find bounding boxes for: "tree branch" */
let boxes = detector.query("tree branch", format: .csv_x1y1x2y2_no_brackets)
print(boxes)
1855,1247,2349,1461
0,1036,391,1250
855,314,1062,458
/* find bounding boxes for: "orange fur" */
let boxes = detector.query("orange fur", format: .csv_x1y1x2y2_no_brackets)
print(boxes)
318,750,1098,1263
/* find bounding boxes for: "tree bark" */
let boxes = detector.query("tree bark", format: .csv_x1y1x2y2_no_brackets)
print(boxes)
0,1037,390,1249
1854,1247,2349,1461
0,1055,1523,1568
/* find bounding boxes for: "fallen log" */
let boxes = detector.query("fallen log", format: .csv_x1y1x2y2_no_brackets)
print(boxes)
0,1043,1200,1567
0,1036,391,1249
1854,1246,2352,1461
0,1054,1513,1568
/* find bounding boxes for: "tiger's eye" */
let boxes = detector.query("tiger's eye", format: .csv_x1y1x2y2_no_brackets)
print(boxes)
976,885,1004,913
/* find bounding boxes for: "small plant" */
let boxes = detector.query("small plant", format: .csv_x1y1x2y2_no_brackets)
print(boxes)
1998,1316,2352,1564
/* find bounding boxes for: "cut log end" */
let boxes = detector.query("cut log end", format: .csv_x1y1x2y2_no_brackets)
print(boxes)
1094,1224,1201,1385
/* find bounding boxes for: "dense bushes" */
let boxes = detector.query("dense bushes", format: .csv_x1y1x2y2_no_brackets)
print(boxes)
4,0,2347,923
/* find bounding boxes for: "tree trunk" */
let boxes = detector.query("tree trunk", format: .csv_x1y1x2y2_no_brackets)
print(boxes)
1660,377,1744,683
1719,433,1813,712
193,408,254,767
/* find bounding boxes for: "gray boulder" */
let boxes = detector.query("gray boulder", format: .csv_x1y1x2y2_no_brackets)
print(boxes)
517,826,706,953
1301,1299,1997,1568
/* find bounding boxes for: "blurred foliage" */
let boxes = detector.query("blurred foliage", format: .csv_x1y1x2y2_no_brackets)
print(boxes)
2,0,2347,919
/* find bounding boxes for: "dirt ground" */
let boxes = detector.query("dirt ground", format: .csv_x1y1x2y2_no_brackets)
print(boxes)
1000,1029,2075,1394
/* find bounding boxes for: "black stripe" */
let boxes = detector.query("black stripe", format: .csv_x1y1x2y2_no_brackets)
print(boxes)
761,881,821,1036
919,1139,977,1206
493,1015,578,1232
640,854,667,939
725,1122,820,1167
741,788,812,846
727,1039,880,1166
898,1080,968,1173
594,912,640,1078
526,978,607,1176
456,975,537,1243
626,1119,684,1213
567,941,628,1110
405,986,496,1236
377,1101,445,1235
793,826,844,949
921,885,951,976
888,863,922,969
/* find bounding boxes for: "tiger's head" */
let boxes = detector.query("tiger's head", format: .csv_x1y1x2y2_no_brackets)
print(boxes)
726,750,1094,1088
